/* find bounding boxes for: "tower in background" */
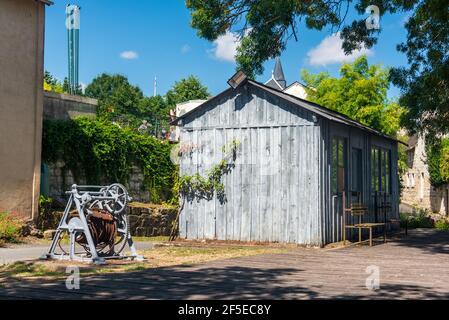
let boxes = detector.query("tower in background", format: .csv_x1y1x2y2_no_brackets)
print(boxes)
265,58,287,90
154,76,157,97
66,4,80,95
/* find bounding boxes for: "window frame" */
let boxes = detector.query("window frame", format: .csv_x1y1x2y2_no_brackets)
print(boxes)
371,145,392,194
331,136,348,195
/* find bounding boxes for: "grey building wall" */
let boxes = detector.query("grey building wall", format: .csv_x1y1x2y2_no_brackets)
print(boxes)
178,85,323,245
320,121,400,244
0,0,48,219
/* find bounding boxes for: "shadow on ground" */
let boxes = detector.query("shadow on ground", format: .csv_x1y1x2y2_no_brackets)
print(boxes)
392,228,449,255
2,229,449,300
1,265,317,300
2,263,449,300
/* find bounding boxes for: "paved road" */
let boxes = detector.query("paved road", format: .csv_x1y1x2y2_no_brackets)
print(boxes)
1,229,449,299
0,241,156,265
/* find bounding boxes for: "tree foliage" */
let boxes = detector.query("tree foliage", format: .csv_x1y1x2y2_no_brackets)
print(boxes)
187,1,414,77
138,95,169,121
85,74,144,125
166,75,210,107
426,137,449,187
389,0,449,136
301,56,403,136
44,71,66,93
84,74,210,130
186,0,448,136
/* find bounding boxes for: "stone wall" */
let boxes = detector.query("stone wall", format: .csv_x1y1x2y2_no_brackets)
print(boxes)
43,91,97,120
38,205,178,238
44,160,152,203
41,91,154,203
401,135,449,215
128,205,178,237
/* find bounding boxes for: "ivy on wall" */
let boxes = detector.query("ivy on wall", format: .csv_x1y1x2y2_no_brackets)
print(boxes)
42,117,176,203
169,140,240,240
426,137,449,188
175,140,241,203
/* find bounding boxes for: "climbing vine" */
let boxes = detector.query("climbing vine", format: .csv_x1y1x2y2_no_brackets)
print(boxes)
175,140,241,202
169,139,240,240
42,117,176,203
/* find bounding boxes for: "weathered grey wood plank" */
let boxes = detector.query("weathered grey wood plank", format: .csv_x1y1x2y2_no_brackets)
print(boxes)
249,127,259,241
240,128,251,241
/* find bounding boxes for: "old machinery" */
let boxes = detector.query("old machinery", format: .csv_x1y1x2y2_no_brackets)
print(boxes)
42,183,143,264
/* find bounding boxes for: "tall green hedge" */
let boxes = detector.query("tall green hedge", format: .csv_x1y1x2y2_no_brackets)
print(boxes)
42,118,177,203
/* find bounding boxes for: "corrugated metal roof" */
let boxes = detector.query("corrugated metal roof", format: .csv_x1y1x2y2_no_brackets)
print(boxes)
172,76,405,145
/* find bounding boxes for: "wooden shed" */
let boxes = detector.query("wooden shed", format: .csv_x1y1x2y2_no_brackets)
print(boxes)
173,73,401,246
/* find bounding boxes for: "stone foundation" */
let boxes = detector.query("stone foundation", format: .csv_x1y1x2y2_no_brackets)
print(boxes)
128,205,178,237
39,205,179,238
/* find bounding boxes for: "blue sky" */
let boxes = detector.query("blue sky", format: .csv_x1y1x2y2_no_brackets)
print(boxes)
44,1,411,100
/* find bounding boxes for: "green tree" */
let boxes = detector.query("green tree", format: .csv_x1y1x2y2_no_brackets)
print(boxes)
85,74,144,125
187,1,415,77
426,138,449,187
139,95,168,119
44,71,65,93
186,0,447,136
62,77,71,94
166,76,210,107
301,56,403,137
389,0,448,137
138,95,171,132
61,77,84,96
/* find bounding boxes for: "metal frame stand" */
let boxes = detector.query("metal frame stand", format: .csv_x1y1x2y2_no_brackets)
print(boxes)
41,184,144,265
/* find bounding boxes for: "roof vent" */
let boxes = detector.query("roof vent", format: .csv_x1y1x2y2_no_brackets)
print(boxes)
227,71,248,89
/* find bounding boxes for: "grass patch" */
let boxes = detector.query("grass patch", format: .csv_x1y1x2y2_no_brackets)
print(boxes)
435,219,449,231
0,261,63,279
0,244,288,279
143,245,286,267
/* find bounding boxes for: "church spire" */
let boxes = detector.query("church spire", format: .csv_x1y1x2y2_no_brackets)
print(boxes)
265,57,287,90
273,58,286,89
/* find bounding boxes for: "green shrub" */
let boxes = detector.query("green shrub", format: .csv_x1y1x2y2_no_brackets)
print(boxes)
42,118,177,203
36,196,61,231
0,212,22,243
435,219,449,231
426,137,449,187
400,212,435,229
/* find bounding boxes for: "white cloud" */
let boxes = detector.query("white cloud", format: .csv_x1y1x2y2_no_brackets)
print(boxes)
120,51,139,60
307,33,373,66
210,31,240,62
181,44,191,54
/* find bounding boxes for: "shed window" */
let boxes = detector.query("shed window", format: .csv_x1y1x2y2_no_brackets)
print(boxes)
332,137,347,194
371,146,392,194
351,148,363,193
